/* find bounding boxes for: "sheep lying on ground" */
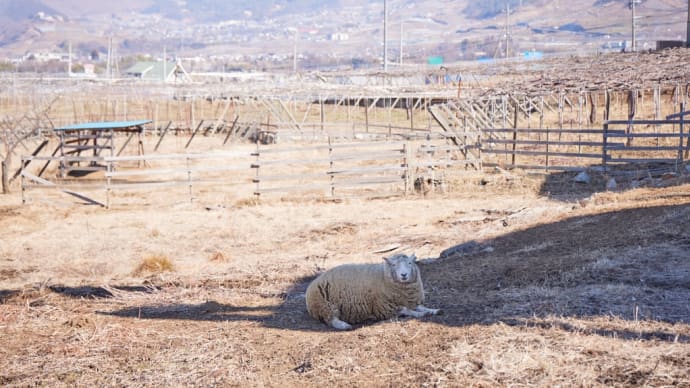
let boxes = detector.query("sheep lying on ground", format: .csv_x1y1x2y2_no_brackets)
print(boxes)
305,253,441,330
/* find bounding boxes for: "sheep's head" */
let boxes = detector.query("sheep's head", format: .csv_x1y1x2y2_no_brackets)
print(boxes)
383,253,418,284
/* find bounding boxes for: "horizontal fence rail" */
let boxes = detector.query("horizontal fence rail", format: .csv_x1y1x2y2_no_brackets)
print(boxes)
251,141,410,197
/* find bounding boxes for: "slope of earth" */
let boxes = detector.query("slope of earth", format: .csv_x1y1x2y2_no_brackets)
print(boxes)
1,172,689,386
453,47,690,96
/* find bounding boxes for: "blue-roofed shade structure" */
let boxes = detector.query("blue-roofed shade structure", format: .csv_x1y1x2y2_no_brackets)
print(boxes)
54,120,151,177
55,120,152,132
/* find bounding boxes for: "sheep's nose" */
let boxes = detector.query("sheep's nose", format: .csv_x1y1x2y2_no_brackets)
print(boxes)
400,273,408,280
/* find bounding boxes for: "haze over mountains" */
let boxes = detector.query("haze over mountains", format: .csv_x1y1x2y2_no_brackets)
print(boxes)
0,0,686,70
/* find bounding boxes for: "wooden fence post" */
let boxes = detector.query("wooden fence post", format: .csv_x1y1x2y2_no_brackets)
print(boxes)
545,127,550,172
20,159,26,204
253,142,260,199
328,137,335,197
602,122,608,172
511,100,518,167
678,103,685,171
403,142,410,196
1,160,8,194
106,159,112,209
187,156,193,203
320,97,325,132
365,99,369,133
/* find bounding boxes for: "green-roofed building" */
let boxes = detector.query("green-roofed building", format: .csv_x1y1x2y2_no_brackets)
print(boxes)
124,60,192,83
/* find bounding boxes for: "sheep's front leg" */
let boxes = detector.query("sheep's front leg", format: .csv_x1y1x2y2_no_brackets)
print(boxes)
329,317,353,330
399,307,426,318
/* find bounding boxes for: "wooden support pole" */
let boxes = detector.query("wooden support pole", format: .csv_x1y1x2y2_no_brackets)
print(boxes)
589,92,597,126
223,115,240,145
155,121,174,151
117,133,135,156
604,90,611,122
184,120,204,149
11,140,48,182
365,99,369,133
409,98,414,131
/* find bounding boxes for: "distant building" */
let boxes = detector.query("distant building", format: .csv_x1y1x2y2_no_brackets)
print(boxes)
124,60,192,83
656,40,685,50
523,51,543,60
329,32,350,41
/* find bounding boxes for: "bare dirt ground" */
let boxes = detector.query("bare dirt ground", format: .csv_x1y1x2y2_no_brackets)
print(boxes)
2,151,690,386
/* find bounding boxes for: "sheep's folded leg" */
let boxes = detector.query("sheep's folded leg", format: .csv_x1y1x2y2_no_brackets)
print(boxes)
329,317,353,330
415,305,441,315
399,305,441,318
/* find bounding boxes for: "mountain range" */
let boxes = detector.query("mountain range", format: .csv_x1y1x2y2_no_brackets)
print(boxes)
0,0,686,68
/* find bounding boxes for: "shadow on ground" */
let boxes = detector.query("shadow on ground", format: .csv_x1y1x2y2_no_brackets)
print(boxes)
10,202,686,340
538,163,690,201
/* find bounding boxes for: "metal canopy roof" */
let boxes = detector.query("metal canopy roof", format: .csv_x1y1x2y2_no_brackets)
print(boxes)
55,120,152,132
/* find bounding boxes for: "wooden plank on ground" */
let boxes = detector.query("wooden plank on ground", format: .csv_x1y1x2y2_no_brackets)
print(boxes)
13,140,48,182
22,171,104,206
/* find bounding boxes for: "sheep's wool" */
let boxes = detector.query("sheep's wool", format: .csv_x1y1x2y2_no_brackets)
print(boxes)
305,255,424,325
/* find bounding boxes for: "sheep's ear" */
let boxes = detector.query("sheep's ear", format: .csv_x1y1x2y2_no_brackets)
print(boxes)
382,256,391,264
410,253,417,262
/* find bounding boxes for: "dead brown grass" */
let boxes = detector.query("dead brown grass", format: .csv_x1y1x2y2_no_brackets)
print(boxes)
208,251,230,262
2,123,690,387
132,255,176,276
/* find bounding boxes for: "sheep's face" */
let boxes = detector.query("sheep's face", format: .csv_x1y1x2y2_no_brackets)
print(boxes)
384,254,418,284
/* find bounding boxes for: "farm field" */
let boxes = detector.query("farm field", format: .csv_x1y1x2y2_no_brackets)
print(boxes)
1,150,689,386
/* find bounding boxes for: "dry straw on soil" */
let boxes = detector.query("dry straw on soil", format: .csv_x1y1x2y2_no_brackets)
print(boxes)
132,255,176,276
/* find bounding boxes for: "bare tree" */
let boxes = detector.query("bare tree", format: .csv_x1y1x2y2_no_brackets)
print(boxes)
0,98,56,194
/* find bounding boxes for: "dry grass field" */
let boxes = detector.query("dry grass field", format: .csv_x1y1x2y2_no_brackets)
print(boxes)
1,137,690,387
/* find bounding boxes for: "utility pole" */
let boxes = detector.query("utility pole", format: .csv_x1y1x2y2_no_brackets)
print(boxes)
106,37,112,79
383,0,388,72
163,46,167,83
631,0,636,52
68,41,72,76
293,29,298,73
399,20,403,67
686,0,690,47
506,3,511,58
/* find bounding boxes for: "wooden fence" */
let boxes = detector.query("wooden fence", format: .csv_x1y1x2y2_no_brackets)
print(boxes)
478,110,690,173
20,110,690,208
21,139,467,207
251,141,410,198
21,151,251,208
